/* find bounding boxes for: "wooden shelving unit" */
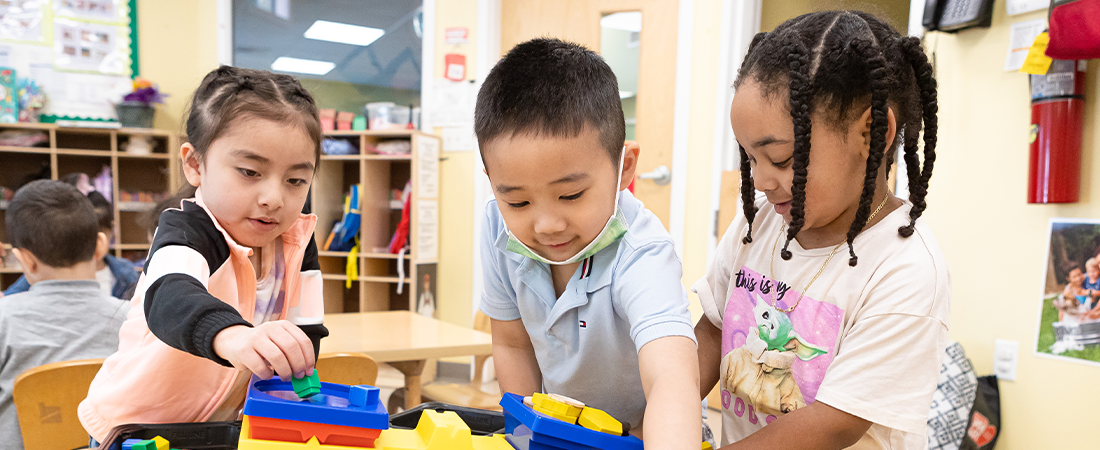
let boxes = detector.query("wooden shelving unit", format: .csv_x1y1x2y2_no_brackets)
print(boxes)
313,129,440,316
0,122,182,290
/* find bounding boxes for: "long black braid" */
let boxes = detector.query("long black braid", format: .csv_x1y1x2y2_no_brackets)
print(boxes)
740,32,769,244
779,30,813,261
898,37,938,237
843,36,890,266
732,11,937,265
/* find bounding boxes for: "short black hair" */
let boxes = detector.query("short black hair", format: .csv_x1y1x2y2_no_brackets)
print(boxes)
87,191,114,232
6,180,99,267
475,38,625,168
734,11,938,267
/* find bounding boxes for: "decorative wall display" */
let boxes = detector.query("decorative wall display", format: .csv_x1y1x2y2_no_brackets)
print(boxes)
1035,219,1100,366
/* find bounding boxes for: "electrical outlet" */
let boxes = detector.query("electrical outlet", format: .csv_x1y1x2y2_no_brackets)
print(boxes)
994,339,1019,381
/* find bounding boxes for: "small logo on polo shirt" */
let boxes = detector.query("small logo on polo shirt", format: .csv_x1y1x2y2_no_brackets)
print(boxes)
579,320,587,328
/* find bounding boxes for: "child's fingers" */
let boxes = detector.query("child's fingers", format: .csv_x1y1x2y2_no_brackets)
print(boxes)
239,348,274,380
282,322,317,371
253,335,295,380
268,324,310,377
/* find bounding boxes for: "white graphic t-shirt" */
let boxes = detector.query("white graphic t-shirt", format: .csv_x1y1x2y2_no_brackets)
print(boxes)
694,197,950,449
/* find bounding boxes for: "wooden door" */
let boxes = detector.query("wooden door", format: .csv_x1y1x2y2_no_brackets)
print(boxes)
501,0,679,228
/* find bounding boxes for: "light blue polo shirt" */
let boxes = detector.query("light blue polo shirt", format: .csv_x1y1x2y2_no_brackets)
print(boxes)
479,190,696,428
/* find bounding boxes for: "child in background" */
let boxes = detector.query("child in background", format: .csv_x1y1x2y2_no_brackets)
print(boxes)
1083,258,1100,309
694,11,949,449
79,66,328,441
2,189,138,299
0,180,127,449
476,38,700,449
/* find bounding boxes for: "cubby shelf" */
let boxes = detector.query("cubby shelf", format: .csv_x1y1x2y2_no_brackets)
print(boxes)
313,129,439,315
0,123,183,290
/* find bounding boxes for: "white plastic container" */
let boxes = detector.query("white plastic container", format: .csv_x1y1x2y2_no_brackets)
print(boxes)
365,102,411,130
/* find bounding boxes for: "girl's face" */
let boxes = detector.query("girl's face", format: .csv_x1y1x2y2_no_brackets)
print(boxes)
182,117,316,249
730,80,894,242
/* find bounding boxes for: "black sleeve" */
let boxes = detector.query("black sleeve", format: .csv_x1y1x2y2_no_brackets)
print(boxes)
144,203,245,367
299,324,329,360
145,274,252,367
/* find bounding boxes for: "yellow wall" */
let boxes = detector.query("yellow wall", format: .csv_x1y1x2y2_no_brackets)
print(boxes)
432,0,480,329
925,7,1098,448
139,0,220,131
761,0,910,32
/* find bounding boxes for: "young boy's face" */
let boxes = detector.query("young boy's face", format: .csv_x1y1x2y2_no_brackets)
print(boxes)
1069,268,1085,284
484,125,632,262
1087,262,1099,281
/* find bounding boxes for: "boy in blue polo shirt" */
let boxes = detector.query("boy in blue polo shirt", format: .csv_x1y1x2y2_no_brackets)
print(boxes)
475,38,700,449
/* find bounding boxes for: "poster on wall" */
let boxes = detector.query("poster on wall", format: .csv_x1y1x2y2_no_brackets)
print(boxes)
53,0,125,22
414,263,437,318
0,0,45,42
53,18,128,74
1035,218,1100,366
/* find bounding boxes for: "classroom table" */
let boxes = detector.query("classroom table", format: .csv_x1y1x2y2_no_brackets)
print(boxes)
319,310,494,409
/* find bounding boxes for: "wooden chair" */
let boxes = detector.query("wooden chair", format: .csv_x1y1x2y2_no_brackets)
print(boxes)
316,352,380,386
416,312,502,411
13,359,104,450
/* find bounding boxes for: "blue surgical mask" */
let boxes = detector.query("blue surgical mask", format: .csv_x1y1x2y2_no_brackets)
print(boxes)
504,147,629,265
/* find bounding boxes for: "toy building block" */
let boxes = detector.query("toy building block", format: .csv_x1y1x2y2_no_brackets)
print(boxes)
349,385,380,407
531,393,583,424
245,414,383,447
373,410,511,450
239,411,510,450
292,372,321,398
121,439,141,450
130,436,168,450
702,441,714,450
243,375,389,430
500,393,643,450
577,407,622,436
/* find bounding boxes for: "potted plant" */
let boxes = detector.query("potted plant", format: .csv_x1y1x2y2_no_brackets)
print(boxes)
115,78,166,128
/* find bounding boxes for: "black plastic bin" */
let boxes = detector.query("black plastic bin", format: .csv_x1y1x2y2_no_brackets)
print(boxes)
389,402,506,436
96,403,505,448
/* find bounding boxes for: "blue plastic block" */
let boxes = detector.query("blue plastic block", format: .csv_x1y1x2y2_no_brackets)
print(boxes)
500,393,643,450
242,375,389,430
121,439,141,450
349,385,380,407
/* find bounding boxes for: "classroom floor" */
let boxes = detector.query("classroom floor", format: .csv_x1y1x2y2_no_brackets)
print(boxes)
374,364,725,443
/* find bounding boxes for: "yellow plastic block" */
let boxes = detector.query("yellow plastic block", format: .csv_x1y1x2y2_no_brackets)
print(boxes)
152,436,169,450
577,407,622,436
374,410,512,450
531,393,583,421
702,441,713,450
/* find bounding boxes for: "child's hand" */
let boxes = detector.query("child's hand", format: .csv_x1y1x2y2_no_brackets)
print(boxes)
212,321,316,381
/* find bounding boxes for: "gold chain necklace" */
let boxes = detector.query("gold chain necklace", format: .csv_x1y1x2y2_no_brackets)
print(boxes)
768,194,890,313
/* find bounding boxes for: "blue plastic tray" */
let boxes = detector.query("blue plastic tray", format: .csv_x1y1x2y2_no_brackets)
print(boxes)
242,375,389,430
500,393,643,450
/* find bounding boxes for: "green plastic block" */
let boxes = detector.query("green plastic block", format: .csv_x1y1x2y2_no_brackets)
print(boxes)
131,440,156,450
292,371,321,398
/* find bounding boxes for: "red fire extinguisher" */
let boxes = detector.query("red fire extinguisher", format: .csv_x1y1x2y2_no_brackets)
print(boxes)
1028,59,1087,204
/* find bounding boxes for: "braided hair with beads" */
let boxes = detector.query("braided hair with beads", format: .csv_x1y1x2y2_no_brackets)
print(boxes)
733,11,938,266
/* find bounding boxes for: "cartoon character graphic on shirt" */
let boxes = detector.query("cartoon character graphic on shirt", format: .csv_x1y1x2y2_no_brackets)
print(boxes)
721,267,843,425
723,297,828,415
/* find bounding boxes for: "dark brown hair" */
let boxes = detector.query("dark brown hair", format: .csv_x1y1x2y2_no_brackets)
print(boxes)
6,180,98,267
734,11,937,266
475,38,626,168
183,65,322,170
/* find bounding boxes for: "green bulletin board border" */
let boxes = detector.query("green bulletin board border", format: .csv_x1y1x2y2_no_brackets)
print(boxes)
129,0,138,78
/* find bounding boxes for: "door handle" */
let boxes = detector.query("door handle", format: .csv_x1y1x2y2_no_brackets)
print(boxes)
637,165,671,186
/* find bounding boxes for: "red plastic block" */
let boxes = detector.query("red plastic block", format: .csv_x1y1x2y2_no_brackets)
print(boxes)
246,415,383,447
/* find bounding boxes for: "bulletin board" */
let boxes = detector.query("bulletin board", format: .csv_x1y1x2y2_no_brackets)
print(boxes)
0,0,139,121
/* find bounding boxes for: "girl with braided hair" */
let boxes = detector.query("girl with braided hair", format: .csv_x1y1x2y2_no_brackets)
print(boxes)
80,66,328,441
693,12,948,449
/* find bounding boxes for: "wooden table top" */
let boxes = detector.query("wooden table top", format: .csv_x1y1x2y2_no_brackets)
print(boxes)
320,310,493,362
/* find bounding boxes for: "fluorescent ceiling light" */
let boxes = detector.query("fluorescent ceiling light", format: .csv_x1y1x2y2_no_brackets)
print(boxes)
304,20,385,46
271,57,336,75
619,91,635,99
601,12,642,32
